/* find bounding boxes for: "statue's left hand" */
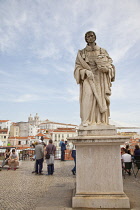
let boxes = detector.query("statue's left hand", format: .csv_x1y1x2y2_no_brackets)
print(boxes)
98,66,109,73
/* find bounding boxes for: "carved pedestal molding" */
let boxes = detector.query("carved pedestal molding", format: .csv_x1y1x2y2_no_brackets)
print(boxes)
78,125,117,136
68,126,130,209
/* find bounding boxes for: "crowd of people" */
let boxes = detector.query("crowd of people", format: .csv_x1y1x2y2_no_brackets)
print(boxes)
0,139,76,175
31,139,76,176
32,139,56,175
1,140,140,177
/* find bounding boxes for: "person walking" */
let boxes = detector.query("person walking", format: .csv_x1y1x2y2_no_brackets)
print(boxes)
61,139,66,161
35,140,44,175
45,139,56,175
71,145,76,175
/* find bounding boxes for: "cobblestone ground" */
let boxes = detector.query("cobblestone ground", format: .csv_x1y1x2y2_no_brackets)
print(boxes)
0,160,140,210
0,160,75,210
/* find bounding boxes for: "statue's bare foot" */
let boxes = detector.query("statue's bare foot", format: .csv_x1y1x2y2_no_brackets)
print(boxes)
82,123,88,127
91,123,96,126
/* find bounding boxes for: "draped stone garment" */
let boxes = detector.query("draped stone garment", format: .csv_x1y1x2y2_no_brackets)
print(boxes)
74,44,115,126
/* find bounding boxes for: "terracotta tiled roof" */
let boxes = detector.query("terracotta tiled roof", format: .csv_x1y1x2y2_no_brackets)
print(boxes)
0,120,9,122
44,137,50,139
36,133,45,136
16,146,31,149
30,137,36,139
0,128,8,131
57,128,76,130
12,123,19,126
28,136,36,138
8,136,29,139
0,129,8,133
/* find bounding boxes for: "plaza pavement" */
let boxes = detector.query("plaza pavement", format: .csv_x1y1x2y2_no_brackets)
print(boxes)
0,160,140,210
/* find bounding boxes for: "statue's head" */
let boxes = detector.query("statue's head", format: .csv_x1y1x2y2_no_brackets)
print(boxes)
85,31,96,44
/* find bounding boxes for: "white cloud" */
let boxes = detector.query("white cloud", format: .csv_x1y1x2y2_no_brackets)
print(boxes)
66,88,79,102
111,110,140,127
111,79,130,100
13,94,41,102
32,43,61,60
28,66,49,75
0,70,14,77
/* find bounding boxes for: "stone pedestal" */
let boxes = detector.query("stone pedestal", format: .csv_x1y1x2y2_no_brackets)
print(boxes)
68,126,130,209
78,124,117,136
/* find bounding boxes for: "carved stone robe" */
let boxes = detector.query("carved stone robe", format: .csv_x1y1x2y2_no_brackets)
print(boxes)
74,44,115,126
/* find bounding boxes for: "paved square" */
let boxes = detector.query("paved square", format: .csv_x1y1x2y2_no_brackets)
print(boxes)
0,160,140,210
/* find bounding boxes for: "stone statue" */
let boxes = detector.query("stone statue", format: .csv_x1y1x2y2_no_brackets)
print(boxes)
74,31,115,126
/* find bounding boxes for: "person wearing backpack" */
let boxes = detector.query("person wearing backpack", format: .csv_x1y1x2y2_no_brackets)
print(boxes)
45,139,56,175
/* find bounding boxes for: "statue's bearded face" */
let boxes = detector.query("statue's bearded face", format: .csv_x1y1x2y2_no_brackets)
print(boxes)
85,32,96,44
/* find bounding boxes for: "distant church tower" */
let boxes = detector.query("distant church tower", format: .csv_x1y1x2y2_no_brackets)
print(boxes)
28,113,40,126
34,113,40,126
28,114,33,124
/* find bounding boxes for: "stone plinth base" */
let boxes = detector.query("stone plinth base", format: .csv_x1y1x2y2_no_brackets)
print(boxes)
78,124,117,136
72,193,130,209
68,133,130,209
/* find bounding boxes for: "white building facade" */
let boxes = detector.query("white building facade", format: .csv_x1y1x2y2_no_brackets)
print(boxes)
0,120,11,131
51,128,77,148
0,120,11,146
39,120,77,130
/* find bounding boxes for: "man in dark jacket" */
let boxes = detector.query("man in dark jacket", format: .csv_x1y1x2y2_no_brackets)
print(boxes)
61,139,66,161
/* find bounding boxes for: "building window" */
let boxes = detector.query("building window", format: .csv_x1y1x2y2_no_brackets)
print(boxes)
4,136,6,139
18,141,21,145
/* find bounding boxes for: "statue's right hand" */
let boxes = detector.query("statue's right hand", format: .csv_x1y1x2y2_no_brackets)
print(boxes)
86,70,94,80
80,69,86,80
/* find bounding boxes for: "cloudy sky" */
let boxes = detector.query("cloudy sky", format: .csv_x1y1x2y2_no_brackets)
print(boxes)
0,0,140,127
